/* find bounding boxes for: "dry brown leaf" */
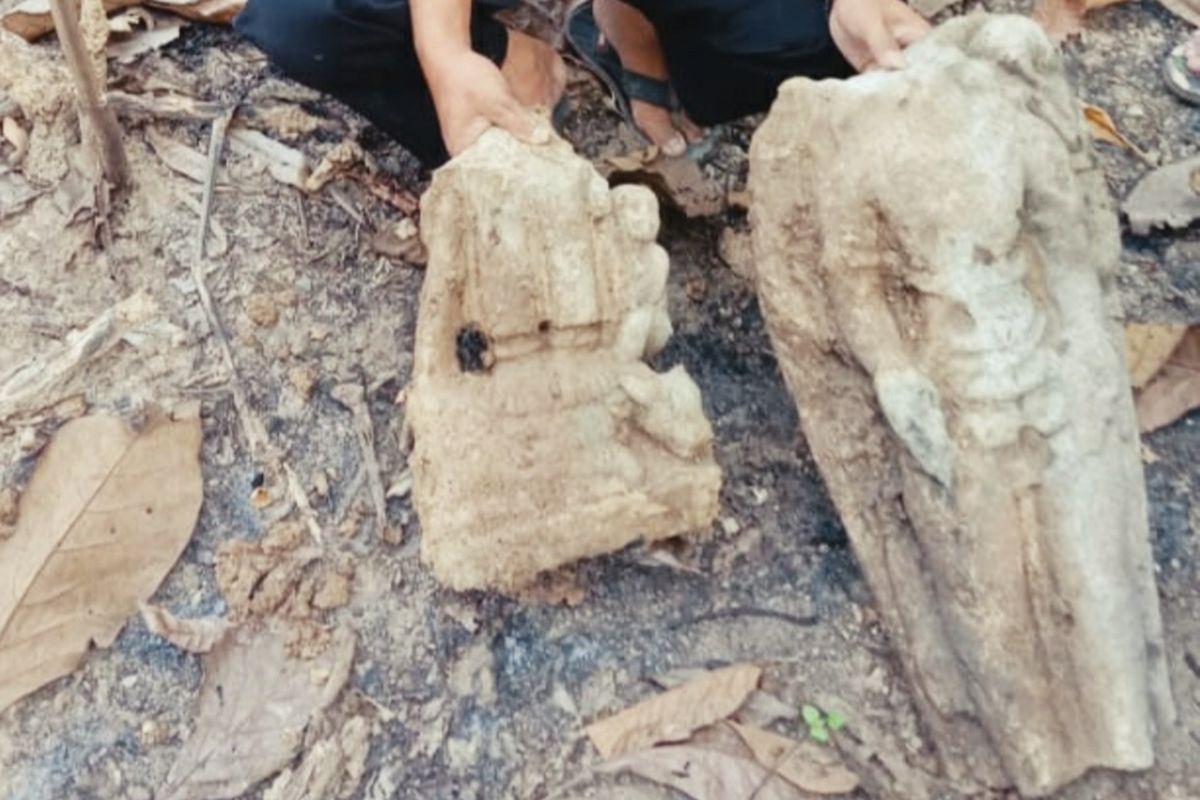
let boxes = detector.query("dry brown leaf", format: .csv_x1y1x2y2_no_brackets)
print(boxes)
586,664,762,759
107,18,184,63
1,0,243,40
304,140,365,193
2,115,28,163
1125,323,1188,389
604,152,724,218
1082,105,1148,163
161,622,355,800
604,744,807,800
139,602,233,654
1033,0,1087,41
0,405,203,714
729,723,860,795
1136,328,1200,433
263,716,370,800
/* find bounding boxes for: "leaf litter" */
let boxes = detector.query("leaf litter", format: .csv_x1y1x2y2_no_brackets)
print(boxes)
160,622,356,800
586,664,860,799
1135,327,1200,433
0,404,203,713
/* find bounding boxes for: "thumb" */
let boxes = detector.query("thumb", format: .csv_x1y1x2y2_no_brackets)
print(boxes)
492,95,551,146
864,16,905,71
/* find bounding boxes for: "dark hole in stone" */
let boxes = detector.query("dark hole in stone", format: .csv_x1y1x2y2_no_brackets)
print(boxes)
456,324,491,373
251,470,265,489
538,320,551,333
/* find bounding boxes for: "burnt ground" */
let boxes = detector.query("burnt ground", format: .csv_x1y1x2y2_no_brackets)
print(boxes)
0,1,1199,799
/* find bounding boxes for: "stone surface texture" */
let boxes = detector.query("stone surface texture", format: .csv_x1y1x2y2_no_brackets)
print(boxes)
749,15,1176,797
409,130,721,592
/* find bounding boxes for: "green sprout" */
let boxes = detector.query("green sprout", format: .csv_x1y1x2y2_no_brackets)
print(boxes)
801,704,846,744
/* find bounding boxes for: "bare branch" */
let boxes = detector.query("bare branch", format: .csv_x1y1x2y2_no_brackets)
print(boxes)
48,0,130,187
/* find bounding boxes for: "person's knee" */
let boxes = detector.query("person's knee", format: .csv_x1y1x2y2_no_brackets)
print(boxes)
234,0,351,84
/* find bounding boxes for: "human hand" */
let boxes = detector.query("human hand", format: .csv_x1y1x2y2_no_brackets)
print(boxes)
425,50,551,157
829,0,930,72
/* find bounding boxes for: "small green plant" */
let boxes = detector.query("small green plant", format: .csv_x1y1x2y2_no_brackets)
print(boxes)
801,703,846,744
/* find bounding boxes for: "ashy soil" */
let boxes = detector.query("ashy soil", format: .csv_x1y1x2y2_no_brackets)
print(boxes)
0,1,1198,799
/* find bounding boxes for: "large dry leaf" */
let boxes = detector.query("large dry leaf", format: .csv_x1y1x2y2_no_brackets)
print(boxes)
1126,324,1189,389
1033,0,1130,40
0,405,203,713
586,664,761,759
264,716,371,800
1136,328,1200,433
140,602,233,654
605,744,808,800
161,622,356,800
2,0,243,40
729,723,859,795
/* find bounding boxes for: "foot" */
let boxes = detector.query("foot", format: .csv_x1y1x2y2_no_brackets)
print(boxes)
1165,29,1200,104
593,0,705,156
502,29,568,114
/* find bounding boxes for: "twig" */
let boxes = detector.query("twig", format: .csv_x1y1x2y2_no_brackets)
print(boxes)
48,0,129,187
108,90,226,121
197,106,234,259
332,382,392,543
0,291,156,420
186,103,324,545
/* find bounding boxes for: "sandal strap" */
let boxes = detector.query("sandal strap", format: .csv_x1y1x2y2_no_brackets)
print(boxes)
620,68,681,112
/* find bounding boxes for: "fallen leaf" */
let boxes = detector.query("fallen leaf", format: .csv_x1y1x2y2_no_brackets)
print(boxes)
1122,156,1200,235
106,6,153,33
161,622,355,800
1158,0,1200,24
601,148,724,218
1125,323,1188,389
2,0,243,40
263,716,371,800
1136,328,1200,433
140,602,233,654
360,171,419,215
147,0,244,24
604,744,807,800
304,140,365,193
0,405,203,714
1033,0,1087,41
1082,104,1149,161
2,115,28,162
729,723,859,794
107,17,184,63
732,690,800,728
586,663,762,759
0,162,40,219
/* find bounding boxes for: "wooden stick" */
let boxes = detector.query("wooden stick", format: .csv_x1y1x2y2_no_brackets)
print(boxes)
47,0,129,187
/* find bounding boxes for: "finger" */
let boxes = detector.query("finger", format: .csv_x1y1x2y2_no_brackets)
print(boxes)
491,94,551,145
446,117,493,158
893,19,930,48
866,19,905,70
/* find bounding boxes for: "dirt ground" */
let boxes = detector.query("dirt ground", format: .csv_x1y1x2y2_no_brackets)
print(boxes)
1,1,1198,799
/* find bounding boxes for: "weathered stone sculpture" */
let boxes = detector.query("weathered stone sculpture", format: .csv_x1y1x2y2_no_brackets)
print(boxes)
749,15,1175,797
409,130,721,592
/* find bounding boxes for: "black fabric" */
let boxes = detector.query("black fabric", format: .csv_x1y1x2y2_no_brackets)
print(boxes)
235,0,850,167
235,0,518,165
